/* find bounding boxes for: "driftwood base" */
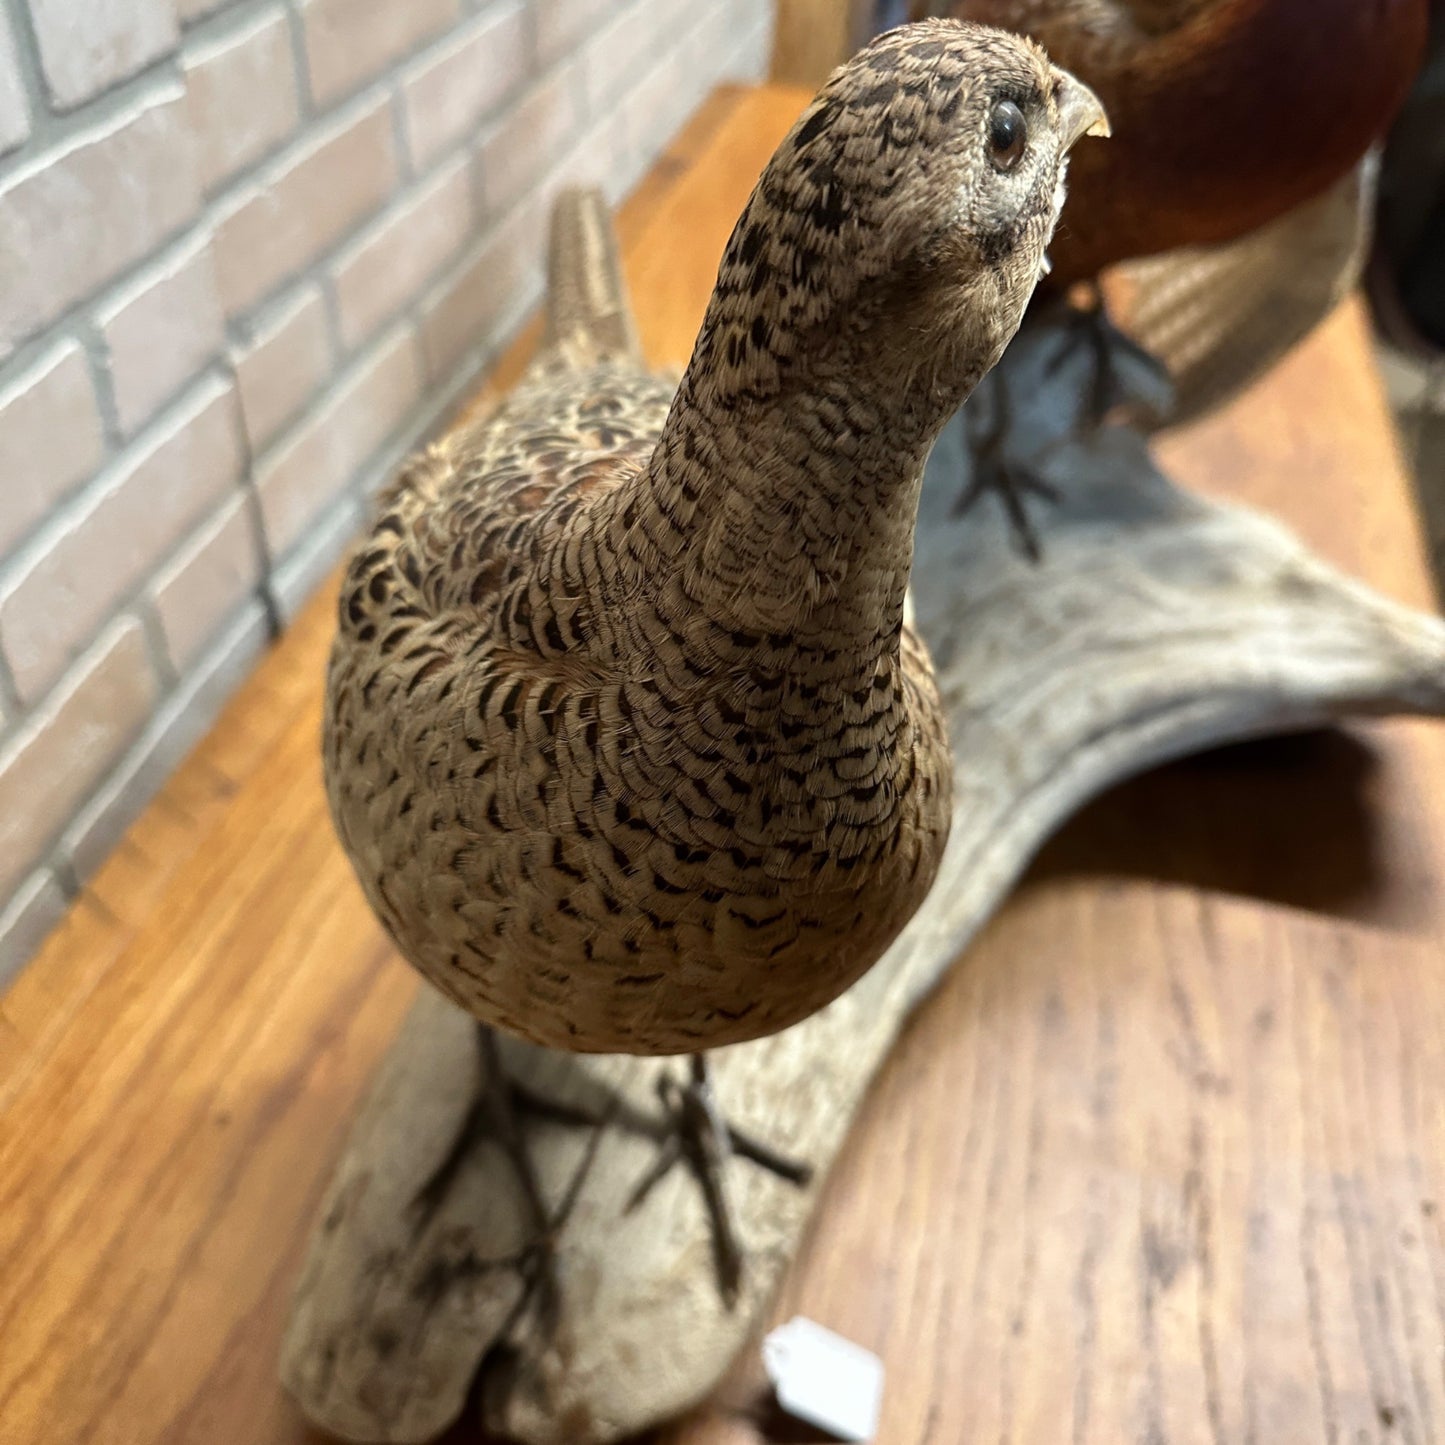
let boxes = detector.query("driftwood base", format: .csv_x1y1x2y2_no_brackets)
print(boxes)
281,319,1445,1444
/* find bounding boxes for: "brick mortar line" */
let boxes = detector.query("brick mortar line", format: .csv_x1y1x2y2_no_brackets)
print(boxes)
278,0,316,120
0,359,238,588
133,596,180,693
0,646,21,722
73,320,128,453
51,597,272,870
51,856,80,903
3,0,53,134
209,334,286,641
180,0,288,50
0,31,186,166
0,31,446,392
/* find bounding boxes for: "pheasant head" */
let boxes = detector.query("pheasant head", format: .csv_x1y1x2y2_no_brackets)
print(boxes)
643,21,1108,635
694,21,1108,417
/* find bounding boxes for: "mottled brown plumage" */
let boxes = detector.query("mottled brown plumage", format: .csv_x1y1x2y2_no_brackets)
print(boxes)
324,22,1104,1061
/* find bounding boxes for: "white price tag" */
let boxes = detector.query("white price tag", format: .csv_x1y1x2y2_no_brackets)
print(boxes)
761,1316,884,1442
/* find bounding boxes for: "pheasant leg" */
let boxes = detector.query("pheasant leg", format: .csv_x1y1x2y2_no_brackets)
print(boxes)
627,1053,814,1308
411,1024,613,1324
1041,281,1166,426
951,367,1060,562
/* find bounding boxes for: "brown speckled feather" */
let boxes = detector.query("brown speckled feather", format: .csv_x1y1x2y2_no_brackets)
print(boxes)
325,21,1099,1054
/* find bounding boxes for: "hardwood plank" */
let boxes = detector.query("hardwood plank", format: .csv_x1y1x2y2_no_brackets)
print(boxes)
3,79,1444,1445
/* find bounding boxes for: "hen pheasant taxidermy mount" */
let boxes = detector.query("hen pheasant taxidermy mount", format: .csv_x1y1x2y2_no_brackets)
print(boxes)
323,20,1107,1305
915,0,1430,553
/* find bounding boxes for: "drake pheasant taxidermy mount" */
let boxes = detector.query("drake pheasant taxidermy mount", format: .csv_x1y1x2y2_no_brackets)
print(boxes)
922,0,1428,284
322,19,1106,1307
914,0,1430,552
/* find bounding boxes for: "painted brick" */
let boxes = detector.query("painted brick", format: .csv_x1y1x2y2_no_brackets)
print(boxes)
301,0,459,109
269,490,360,622
0,378,243,702
0,0,767,983
418,198,544,383
150,494,261,672
0,8,30,156
62,602,269,883
546,99,630,206
27,0,180,110
580,2,657,117
182,7,300,194
685,1,741,86
97,235,225,436
0,342,105,557
478,60,584,217
534,0,612,67
399,1,529,172
0,87,201,363
232,284,332,452
624,44,695,183
731,2,777,81
330,155,472,350
212,95,398,317
255,326,422,556
0,869,70,990
0,618,157,902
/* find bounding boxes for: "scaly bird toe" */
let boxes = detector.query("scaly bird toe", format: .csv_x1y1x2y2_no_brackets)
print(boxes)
410,1025,616,1327
626,1054,813,1309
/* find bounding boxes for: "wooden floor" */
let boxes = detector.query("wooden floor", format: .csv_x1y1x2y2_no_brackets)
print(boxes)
5,83,1445,1445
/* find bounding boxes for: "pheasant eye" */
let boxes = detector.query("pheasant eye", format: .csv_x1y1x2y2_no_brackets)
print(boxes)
988,99,1027,172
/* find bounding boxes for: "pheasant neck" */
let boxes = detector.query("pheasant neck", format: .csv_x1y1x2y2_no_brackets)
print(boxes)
628,344,969,656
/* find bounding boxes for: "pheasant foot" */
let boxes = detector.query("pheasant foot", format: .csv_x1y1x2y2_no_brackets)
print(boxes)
626,1053,813,1308
411,1024,613,1326
1041,281,1168,428
952,368,1059,562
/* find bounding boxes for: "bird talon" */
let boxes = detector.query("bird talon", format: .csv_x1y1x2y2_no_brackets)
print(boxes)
622,1054,812,1307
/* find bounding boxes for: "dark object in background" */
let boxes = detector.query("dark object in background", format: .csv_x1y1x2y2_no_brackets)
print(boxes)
1403,196,1445,349
1372,2,1445,354
912,0,1429,292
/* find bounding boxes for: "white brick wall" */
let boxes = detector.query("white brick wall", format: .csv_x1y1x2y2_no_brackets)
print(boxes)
28,0,179,111
232,283,332,450
211,94,400,316
0,342,105,554
300,0,460,110
182,8,300,194
0,86,202,361
330,155,473,349
0,9,31,155
0,376,244,701
97,234,226,435
0,0,779,986
399,1,529,171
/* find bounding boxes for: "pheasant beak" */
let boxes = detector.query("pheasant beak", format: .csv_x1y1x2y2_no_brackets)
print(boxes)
1052,67,1110,150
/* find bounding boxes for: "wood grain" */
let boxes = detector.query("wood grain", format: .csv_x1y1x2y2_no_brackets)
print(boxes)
3,81,1444,1445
